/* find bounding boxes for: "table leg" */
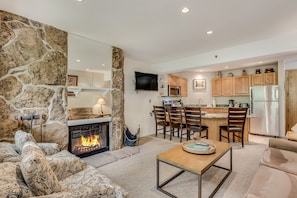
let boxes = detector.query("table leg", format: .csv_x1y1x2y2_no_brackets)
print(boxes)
198,174,202,198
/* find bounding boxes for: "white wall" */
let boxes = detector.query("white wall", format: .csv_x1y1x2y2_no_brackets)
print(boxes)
124,58,161,137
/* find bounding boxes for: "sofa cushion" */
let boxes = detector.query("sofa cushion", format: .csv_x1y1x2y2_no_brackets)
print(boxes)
46,150,87,181
14,130,36,153
245,165,297,198
0,162,34,197
37,143,60,155
20,141,62,196
0,142,20,162
261,147,297,175
60,165,117,198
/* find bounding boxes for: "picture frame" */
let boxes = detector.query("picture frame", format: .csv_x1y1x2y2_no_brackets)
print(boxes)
193,79,206,90
67,75,78,86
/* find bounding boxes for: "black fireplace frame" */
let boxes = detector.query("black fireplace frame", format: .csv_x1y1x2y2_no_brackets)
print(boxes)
68,122,110,158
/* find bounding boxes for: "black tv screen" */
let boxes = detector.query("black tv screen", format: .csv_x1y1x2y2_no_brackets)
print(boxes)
135,72,158,91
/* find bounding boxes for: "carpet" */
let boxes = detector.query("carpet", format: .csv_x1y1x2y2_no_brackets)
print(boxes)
92,135,267,198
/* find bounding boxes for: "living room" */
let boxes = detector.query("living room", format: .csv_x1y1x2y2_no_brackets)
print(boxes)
1,1,297,198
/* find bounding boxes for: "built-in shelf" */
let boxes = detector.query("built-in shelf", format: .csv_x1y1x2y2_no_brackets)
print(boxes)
67,86,113,97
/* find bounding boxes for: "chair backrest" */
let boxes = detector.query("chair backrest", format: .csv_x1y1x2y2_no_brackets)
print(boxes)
167,106,183,126
184,107,203,128
153,106,166,123
228,108,248,131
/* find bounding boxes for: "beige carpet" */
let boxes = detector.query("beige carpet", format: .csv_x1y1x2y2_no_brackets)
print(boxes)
86,134,268,198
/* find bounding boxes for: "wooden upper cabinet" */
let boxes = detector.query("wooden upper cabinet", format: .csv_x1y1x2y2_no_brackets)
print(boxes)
251,74,263,86
179,77,188,96
167,74,188,96
233,76,250,96
251,72,278,86
212,78,222,96
263,72,278,85
221,77,233,96
167,74,178,86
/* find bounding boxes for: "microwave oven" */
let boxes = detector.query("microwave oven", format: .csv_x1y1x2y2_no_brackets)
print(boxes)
168,85,181,96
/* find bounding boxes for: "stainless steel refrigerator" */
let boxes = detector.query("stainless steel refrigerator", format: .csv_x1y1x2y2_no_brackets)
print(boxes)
250,85,279,137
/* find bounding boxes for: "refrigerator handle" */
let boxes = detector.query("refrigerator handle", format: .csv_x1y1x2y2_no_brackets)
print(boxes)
275,87,279,100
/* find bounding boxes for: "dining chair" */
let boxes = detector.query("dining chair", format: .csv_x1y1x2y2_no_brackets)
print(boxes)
167,106,187,142
184,107,208,140
153,105,169,139
219,107,248,147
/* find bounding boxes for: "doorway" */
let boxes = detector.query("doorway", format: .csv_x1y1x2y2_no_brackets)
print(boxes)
285,69,297,132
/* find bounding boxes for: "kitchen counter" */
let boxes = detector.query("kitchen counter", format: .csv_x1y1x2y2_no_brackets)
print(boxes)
68,117,112,126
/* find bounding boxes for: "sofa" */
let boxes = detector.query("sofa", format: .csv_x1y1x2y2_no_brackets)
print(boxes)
0,130,128,198
244,138,297,198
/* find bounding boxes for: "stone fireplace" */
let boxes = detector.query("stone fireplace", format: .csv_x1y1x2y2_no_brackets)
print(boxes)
0,10,125,151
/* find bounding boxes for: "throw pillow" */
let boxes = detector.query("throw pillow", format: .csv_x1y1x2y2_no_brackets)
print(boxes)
0,162,34,197
20,141,62,196
37,143,60,155
46,150,87,181
14,130,36,153
0,142,21,162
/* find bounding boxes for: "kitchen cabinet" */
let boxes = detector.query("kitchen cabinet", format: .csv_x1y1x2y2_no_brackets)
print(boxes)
233,76,250,96
263,72,278,85
212,78,222,96
167,74,188,96
212,77,233,96
221,77,233,96
251,72,278,86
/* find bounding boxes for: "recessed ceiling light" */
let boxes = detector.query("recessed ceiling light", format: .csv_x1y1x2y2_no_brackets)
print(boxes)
77,0,84,2
86,68,90,71
258,61,263,64
225,66,229,69
76,59,80,62
181,7,190,13
207,31,213,35
101,64,105,67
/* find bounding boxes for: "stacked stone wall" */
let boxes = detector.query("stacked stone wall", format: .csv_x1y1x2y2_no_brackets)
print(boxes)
0,10,68,149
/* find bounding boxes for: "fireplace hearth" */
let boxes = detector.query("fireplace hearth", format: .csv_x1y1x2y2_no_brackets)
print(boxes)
68,122,109,157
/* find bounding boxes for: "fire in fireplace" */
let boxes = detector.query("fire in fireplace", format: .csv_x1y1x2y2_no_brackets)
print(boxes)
68,122,109,157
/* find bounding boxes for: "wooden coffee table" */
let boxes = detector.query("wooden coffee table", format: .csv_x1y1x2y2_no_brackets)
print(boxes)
156,140,232,198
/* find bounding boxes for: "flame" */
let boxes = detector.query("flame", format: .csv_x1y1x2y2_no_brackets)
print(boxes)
81,134,100,147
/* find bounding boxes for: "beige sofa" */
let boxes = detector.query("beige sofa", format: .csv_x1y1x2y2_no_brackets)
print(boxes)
245,138,297,198
0,130,128,198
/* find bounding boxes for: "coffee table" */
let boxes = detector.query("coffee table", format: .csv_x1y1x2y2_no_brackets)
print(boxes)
156,140,232,198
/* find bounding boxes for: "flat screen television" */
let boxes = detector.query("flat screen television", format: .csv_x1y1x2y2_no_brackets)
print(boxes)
135,71,158,91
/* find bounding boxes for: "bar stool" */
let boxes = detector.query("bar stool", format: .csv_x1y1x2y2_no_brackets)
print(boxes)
184,107,208,140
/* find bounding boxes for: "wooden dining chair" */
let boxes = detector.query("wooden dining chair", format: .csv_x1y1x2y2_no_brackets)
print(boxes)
184,107,208,140
219,107,248,147
153,105,169,139
167,106,187,142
